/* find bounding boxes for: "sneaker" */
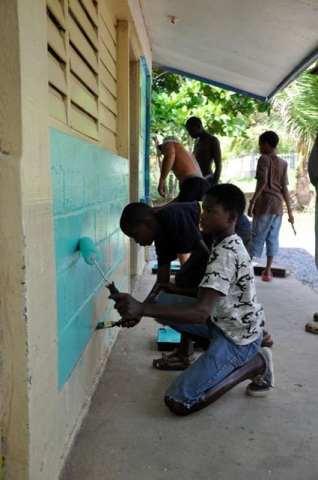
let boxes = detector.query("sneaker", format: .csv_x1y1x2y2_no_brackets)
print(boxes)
246,347,274,397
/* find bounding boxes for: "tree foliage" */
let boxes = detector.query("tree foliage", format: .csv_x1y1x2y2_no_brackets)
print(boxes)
270,69,318,207
150,66,318,207
151,67,270,150
270,71,318,145
150,67,271,200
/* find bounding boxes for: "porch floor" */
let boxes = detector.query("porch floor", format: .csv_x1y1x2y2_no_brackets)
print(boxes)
61,256,318,480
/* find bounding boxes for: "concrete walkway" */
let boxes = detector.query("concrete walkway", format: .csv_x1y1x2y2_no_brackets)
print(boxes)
61,258,318,480
279,213,315,256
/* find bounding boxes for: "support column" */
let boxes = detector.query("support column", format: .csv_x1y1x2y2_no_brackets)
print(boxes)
117,20,130,159
0,0,59,478
129,60,141,275
0,1,29,478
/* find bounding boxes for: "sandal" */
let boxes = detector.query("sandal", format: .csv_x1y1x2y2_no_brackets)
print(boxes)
305,322,318,335
261,270,273,282
153,349,196,370
261,331,273,348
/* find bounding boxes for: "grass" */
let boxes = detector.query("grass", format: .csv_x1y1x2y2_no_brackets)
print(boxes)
222,176,256,193
222,174,298,193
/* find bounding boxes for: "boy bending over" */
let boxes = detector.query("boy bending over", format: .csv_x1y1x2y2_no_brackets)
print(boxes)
112,184,274,415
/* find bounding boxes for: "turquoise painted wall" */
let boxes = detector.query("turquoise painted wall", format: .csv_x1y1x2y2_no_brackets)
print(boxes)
50,128,129,389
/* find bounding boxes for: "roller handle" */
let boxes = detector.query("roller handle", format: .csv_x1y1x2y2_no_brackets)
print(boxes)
103,281,141,328
106,282,120,295
95,282,120,330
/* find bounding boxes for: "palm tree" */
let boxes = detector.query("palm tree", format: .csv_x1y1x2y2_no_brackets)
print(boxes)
270,70,318,207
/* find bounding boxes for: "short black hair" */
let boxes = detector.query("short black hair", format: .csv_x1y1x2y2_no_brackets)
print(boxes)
120,202,153,232
259,131,279,148
185,116,202,128
205,183,246,219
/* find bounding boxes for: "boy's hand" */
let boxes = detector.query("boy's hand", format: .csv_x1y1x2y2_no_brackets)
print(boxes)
116,317,141,328
288,213,296,234
247,203,254,217
287,212,294,224
158,179,166,197
110,293,144,319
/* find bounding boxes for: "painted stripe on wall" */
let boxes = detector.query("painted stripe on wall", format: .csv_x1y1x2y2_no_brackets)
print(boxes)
50,127,129,389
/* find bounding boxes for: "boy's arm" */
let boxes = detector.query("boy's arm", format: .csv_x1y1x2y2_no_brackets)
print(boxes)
248,178,266,206
115,263,171,328
155,264,171,286
111,287,221,325
158,283,199,298
143,263,171,302
247,157,268,217
211,137,222,184
158,142,176,197
175,239,210,280
282,185,294,224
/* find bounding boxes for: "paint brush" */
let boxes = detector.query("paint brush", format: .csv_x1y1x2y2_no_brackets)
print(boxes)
96,320,121,330
291,222,296,235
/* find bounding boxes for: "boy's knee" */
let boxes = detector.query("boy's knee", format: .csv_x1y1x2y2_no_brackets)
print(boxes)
164,395,190,416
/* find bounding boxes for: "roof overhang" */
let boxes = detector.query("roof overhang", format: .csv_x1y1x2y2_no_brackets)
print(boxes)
140,0,318,100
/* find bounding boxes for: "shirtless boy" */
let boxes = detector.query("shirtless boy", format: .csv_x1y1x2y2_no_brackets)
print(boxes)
186,117,222,186
157,135,210,202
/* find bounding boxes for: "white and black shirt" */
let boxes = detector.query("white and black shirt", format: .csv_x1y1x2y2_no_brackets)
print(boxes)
200,234,265,345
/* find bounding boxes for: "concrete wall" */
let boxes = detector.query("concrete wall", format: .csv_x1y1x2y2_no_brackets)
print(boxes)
1,0,61,478
0,2,29,477
129,56,151,275
0,0,151,479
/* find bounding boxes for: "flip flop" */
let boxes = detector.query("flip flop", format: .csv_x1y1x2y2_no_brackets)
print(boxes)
261,270,273,282
305,321,318,334
261,331,274,348
153,349,196,370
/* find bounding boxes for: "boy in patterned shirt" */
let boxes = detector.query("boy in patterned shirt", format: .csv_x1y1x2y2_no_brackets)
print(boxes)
111,184,274,415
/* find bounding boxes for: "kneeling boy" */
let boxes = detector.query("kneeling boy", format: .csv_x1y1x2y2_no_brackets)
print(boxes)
112,184,274,415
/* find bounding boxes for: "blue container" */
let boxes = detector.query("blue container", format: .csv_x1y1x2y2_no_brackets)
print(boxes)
157,327,181,351
152,262,180,274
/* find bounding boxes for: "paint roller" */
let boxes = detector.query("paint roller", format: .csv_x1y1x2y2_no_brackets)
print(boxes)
79,237,121,330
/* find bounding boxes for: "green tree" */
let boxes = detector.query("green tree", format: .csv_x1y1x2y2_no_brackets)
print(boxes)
151,67,270,145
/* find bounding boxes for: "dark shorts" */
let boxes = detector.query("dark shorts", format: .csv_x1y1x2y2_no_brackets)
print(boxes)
177,176,210,202
235,229,252,253
204,174,216,187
